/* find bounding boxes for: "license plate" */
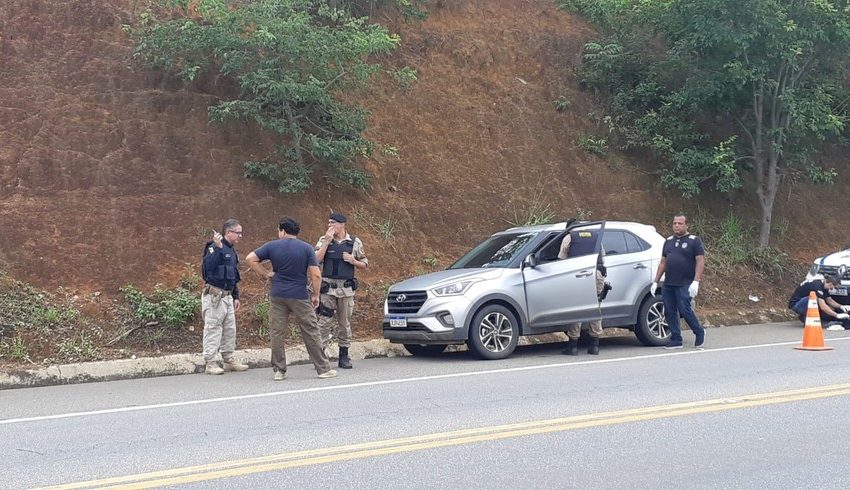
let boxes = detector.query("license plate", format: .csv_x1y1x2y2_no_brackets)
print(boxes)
389,317,407,328
832,287,848,296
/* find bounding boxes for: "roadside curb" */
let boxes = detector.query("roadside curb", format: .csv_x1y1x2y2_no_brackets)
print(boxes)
0,339,409,390
0,333,571,390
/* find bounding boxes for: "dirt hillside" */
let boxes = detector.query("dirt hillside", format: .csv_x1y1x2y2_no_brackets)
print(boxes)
1,0,847,357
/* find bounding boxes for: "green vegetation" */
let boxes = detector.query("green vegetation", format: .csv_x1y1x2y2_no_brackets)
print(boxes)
58,333,100,363
576,135,608,156
128,0,405,193
554,95,571,112
560,0,850,247
504,193,556,227
0,335,30,363
120,283,200,329
0,270,98,364
689,211,796,279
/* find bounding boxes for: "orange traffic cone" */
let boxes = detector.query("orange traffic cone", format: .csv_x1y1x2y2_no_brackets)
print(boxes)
794,291,834,351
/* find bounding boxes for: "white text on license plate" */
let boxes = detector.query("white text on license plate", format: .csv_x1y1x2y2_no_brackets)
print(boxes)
389,317,407,328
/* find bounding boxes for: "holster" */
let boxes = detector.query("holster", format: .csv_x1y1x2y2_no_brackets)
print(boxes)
316,303,336,318
343,278,358,291
598,281,612,301
320,281,330,294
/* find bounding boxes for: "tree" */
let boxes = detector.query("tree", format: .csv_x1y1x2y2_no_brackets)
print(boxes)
561,0,850,246
129,0,400,193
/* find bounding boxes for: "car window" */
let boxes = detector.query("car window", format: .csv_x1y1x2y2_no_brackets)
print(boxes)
601,231,627,256
624,232,648,253
450,232,539,269
536,232,564,263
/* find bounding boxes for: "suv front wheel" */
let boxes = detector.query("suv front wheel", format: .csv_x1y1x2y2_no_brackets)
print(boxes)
467,304,519,360
634,297,669,346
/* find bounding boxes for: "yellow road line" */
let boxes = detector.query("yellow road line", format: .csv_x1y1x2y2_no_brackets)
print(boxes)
39,382,850,490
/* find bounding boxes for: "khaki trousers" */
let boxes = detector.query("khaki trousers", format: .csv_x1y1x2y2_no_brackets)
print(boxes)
566,270,606,340
317,293,355,348
269,296,332,374
202,293,236,362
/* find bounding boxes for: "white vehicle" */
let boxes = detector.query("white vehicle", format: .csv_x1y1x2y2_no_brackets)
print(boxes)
804,246,850,304
382,220,670,359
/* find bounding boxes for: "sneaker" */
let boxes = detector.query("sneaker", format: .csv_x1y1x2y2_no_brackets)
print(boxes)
205,362,224,375
694,333,705,350
663,341,683,350
273,371,286,381
317,369,338,379
223,360,249,372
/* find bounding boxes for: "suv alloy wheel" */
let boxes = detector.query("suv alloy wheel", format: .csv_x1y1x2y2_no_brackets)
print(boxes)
466,304,519,360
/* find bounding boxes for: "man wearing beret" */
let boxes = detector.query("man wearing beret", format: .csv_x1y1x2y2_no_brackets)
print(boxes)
315,212,369,369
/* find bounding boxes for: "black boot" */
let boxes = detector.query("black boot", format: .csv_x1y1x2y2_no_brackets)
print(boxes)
588,338,599,355
338,346,353,369
561,339,579,356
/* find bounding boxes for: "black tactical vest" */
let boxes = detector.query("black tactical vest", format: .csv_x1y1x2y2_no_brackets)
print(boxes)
322,236,356,279
567,230,598,257
202,240,240,290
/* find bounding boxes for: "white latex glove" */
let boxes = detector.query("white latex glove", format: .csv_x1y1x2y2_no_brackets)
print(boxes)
688,281,700,298
650,282,658,296
836,313,850,320
840,305,850,313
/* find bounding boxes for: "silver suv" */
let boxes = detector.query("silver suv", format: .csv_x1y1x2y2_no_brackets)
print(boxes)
382,220,670,359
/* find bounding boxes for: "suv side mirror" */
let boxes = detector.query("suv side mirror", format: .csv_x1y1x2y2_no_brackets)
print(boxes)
523,254,538,269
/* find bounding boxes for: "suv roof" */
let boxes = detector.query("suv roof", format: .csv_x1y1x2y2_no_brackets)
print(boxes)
500,220,659,235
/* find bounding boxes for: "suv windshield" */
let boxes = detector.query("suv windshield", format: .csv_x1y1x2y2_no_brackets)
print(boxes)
450,232,540,269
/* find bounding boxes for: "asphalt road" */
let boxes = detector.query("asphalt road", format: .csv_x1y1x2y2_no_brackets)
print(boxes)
2,322,850,489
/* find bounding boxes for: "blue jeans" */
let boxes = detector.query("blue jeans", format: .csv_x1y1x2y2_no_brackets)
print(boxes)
662,285,704,343
790,297,808,322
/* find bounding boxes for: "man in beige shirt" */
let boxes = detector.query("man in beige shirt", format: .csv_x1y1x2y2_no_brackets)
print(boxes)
315,212,368,369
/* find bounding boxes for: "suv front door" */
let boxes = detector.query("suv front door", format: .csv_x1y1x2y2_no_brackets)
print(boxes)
523,252,599,331
599,229,654,325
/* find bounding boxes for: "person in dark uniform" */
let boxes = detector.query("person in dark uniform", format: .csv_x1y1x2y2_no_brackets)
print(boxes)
651,214,706,350
558,228,607,355
201,218,249,375
788,275,850,327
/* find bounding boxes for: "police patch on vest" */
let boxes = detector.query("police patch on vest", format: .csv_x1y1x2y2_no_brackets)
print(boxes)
681,243,688,249
208,246,214,254
578,231,592,238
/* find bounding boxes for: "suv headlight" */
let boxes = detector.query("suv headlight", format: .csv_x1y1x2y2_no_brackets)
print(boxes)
431,280,480,297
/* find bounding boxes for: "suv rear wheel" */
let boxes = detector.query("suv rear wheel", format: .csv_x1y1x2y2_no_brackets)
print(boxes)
467,304,519,360
634,297,669,346
403,344,448,357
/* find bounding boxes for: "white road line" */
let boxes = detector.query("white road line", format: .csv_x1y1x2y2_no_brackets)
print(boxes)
2,337,849,426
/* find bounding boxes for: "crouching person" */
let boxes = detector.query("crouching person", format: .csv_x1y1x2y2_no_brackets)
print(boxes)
788,274,850,328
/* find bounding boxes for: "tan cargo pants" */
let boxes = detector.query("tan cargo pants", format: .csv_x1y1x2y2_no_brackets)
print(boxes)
317,282,355,348
202,290,236,363
566,270,606,340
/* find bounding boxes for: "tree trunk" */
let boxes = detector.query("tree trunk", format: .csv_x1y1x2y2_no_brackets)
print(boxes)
756,131,783,248
757,177,778,248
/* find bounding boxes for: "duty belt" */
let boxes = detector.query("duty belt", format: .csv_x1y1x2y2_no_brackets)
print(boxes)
203,285,232,296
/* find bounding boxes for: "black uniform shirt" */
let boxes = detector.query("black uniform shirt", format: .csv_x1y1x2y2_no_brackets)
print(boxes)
662,234,705,287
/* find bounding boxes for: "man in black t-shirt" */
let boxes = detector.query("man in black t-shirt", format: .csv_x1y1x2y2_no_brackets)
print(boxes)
788,275,850,326
651,214,706,350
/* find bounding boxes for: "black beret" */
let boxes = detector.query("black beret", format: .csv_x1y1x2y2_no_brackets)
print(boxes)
328,212,347,223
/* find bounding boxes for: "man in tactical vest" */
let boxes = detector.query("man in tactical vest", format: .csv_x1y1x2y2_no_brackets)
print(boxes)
315,212,369,369
201,218,249,375
558,227,607,356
